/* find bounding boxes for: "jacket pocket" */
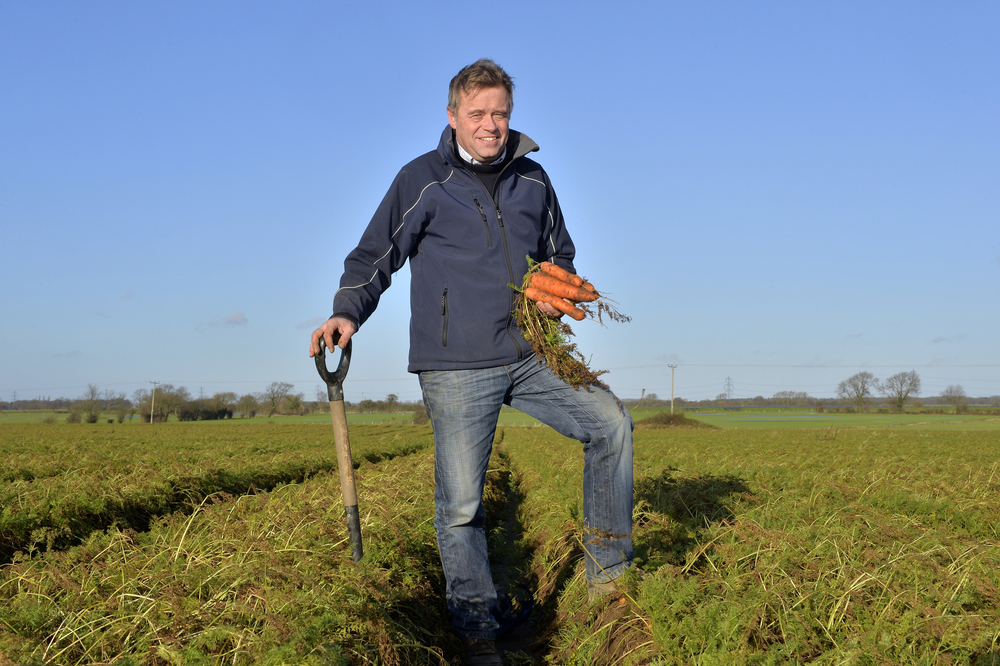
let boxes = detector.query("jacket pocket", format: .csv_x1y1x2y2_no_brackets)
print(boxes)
440,287,449,347
474,198,493,247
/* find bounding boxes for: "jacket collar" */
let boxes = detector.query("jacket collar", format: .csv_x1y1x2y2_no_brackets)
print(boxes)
438,125,539,167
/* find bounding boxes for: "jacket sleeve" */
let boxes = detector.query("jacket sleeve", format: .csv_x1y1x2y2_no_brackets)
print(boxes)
332,165,431,327
539,168,577,274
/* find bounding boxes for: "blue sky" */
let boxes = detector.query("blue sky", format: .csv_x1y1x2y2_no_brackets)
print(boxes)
2,2,998,404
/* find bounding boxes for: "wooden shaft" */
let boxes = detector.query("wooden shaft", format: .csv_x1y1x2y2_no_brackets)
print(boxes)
329,399,358,507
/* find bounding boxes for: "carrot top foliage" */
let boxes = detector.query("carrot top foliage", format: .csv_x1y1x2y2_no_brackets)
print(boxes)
3,422,1000,663
512,258,630,389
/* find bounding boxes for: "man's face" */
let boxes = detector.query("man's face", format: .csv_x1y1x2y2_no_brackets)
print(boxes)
447,86,510,164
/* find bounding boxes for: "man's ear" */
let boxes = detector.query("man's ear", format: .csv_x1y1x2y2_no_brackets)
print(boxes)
447,106,457,129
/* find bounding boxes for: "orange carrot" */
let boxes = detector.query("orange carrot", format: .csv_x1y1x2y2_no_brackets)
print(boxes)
524,287,586,320
539,261,584,287
528,273,598,302
581,281,597,294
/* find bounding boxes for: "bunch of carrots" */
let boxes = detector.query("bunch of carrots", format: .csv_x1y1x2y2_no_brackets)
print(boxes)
524,262,598,321
513,259,630,389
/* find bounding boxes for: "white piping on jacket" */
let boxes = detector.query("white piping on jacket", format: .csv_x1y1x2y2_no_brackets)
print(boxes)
334,170,455,298
518,173,559,259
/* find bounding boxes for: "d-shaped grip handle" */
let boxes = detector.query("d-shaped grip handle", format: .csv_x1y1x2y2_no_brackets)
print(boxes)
314,335,352,402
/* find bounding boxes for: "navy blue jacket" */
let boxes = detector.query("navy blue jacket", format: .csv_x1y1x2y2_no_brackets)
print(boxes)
333,126,577,373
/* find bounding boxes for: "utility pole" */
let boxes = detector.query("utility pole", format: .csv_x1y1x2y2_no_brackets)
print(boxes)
149,381,158,424
668,365,677,415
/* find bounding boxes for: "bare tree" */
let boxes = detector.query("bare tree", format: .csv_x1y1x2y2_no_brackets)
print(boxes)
879,371,921,412
211,392,237,413
155,384,190,421
772,391,814,406
238,392,261,418
263,382,293,416
111,391,128,423
284,392,305,415
940,384,968,412
836,372,879,413
82,384,102,423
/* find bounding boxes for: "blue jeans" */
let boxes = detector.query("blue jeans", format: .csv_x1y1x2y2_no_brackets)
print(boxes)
419,355,634,639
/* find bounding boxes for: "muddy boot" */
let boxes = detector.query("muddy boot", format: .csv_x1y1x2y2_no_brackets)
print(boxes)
462,637,505,666
588,567,649,604
587,578,620,604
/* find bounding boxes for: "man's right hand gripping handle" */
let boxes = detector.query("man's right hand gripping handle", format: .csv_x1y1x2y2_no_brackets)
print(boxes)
309,316,358,357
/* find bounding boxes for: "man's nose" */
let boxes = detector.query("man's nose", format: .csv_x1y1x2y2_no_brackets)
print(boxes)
482,115,497,131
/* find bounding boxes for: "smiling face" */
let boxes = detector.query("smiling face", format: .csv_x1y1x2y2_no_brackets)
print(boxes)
447,85,510,164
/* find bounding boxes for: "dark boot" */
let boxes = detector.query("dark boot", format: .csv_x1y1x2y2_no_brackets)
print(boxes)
462,637,505,666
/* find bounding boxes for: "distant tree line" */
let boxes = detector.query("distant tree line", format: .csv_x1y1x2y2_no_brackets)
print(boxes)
5,377,996,421
837,370,936,414
803,372,987,414
1,383,430,423
622,373,997,415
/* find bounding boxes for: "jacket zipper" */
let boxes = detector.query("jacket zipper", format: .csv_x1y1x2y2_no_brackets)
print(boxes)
473,198,493,247
468,168,524,361
440,287,449,347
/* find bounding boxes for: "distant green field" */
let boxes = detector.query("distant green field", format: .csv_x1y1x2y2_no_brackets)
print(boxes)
0,408,547,427
5,407,999,431
675,410,1000,430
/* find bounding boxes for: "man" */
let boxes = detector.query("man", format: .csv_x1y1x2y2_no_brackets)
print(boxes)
310,59,633,665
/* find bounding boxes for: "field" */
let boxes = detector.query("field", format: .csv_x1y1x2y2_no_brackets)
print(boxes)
0,409,544,427
1,416,999,664
676,411,1000,431
7,407,1000,431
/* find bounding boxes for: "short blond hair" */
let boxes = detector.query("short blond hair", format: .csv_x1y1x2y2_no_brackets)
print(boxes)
448,59,514,114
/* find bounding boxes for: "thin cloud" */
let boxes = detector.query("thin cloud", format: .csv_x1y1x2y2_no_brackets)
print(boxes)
220,312,248,327
296,316,327,330
120,290,135,301
931,335,962,345
200,311,249,329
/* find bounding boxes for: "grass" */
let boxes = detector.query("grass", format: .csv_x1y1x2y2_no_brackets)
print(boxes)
8,407,1000,431
0,446,453,665
497,426,1000,663
0,409,544,427
0,423,432,564
2,422,999,664
634,412,718,429
630,408,1000,431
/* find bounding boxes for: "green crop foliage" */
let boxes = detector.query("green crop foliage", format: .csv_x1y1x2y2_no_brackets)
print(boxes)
498,426,1000,664
2,422,999,664
1,444,452,665
0,423,432,562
